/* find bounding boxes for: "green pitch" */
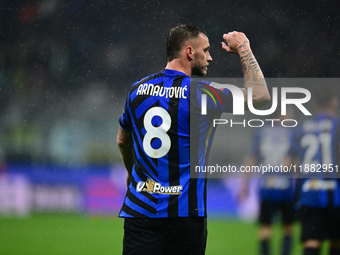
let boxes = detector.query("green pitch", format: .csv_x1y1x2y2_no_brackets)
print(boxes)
0,214,328,255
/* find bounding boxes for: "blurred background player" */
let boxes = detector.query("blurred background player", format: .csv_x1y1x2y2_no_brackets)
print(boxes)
285,86,340,255
240,109,296,255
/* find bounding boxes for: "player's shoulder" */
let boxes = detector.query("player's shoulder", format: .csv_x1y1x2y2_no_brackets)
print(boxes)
195,80,216,87
127,71,166,93
194,80,231,96
132,71,165,86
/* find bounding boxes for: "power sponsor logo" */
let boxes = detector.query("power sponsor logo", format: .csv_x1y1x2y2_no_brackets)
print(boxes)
136,178,182,195
302,179,337,192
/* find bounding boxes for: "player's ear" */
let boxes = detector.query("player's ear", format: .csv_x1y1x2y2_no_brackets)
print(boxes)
186,46,194,60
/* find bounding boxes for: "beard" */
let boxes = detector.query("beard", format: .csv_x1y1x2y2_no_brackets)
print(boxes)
191,57,207,77
192,66,207,77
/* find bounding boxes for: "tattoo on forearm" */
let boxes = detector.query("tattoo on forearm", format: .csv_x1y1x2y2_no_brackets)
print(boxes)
240,50,262,83
239,40,248,50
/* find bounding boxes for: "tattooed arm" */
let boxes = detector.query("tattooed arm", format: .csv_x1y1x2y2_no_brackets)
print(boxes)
221,31,270,108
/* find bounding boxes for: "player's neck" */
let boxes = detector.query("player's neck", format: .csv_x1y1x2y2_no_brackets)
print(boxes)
165,59,192,77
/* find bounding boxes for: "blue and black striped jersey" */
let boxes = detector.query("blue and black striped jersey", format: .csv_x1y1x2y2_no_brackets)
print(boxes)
119,69,233,217
289,114,340,208
250,125,295,202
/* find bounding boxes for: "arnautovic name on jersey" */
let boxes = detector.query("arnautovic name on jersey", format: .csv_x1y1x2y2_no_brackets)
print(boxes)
136,83,187,99
136,178,182,195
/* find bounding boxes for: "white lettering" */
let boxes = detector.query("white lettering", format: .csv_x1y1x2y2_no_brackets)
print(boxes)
136,182,145,192
147,84,154,95
169,87,174,98
213,119,228,127
201,86,311,116
142,83,148,95
281,87,312,116
248,87,277,116
281,119,298,127
136,84,143,95
265,119,280,127
153,85,160,96
182,86,187,99
136,179,182,195
136,83,187,99
174,87,181,98
230,119,246,127
248,119,264,127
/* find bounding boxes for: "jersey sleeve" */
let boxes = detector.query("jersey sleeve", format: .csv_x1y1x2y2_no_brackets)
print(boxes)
119,95,132,132
196,80,233,113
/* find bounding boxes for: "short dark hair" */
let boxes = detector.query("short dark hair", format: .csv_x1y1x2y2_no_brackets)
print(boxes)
166,24,207,62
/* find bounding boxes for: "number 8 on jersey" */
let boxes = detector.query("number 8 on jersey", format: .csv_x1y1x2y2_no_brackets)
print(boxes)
143,107,172,159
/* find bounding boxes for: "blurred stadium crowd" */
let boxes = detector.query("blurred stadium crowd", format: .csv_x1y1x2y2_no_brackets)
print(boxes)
0,0,339,166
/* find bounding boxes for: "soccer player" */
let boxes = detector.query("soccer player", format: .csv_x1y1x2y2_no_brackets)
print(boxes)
117,24,270,255
286,87,340,255
241,109,296,255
